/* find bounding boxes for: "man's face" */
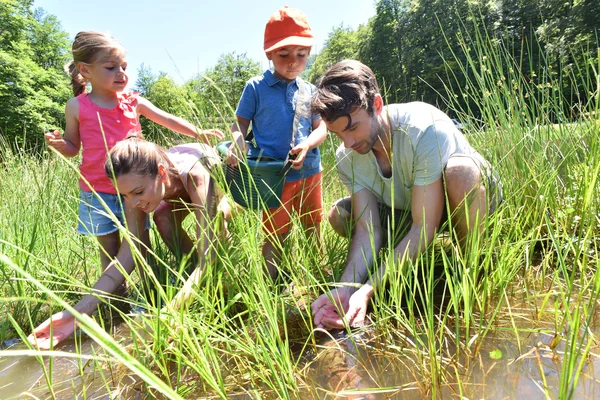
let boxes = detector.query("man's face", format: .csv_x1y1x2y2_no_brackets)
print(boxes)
324,107,384,154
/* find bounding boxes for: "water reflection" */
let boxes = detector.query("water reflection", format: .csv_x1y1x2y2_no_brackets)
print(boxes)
0,335,114,399
1,285,599,399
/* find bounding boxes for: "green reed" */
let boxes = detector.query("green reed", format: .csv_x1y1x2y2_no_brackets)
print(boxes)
0,20,599,400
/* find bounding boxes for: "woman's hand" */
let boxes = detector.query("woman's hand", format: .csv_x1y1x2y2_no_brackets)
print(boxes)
27,310,77,350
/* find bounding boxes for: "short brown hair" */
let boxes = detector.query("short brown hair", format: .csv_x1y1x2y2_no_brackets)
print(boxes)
311,60,380,123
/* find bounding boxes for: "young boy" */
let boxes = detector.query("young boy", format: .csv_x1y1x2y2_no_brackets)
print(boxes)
226,6,327,279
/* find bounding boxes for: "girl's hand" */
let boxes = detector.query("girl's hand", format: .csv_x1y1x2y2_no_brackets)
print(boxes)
198,129,225,144
27,310,77,350
45,130,68,152
289,142,310,170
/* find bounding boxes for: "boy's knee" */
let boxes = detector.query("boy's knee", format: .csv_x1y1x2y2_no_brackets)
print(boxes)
328,199,352,237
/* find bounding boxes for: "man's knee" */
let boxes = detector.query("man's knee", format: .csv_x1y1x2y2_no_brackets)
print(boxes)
444,157,484,206
328,198,352,237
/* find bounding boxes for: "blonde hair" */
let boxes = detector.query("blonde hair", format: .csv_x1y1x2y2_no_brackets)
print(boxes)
105,137,175,180
66,31,124,96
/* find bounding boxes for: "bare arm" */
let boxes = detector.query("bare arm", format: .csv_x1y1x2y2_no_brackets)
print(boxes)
226,116,250,167
75,204,148,315
338,188,385,286
363,178,445,292
170,164,217,308
311,188,384,328
289,119,328,169
45,98,81,157
136,97,223,143
28,204,148,349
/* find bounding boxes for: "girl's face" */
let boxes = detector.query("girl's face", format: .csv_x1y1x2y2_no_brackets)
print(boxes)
267,46,310,82
116,170,165,213
81,47,129,93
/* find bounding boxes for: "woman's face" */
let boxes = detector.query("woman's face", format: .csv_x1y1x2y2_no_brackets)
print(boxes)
116,171,164,213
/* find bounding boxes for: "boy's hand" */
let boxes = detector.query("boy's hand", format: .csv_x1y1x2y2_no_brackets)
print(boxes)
226,140,246,167
198,129,225,144
289,142,309,170
45,130,68,152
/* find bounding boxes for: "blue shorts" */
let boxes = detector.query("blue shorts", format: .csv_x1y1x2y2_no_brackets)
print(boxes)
77,190,150,236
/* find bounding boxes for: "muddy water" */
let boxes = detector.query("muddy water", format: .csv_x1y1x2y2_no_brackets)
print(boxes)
0,335,114,399
2,292,600,399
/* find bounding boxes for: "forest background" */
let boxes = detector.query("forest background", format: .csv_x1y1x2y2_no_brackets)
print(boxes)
1,0,598,151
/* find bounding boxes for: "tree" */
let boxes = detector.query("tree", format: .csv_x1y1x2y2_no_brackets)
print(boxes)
306,24,362,84
138,73,195,144
186,52,261,118
0,1,70,151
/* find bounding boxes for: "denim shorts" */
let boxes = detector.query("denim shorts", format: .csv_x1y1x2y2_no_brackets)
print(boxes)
77,190,150,236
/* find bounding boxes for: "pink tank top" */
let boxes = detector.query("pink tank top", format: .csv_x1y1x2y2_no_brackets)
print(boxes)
78,92,142,193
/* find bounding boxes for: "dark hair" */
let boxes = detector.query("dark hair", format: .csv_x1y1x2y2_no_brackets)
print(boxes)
310,60,380,123
105,137,173,180
66,31,124,96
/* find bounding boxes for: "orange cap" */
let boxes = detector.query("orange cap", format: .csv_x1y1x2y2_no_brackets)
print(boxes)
264,6,314,53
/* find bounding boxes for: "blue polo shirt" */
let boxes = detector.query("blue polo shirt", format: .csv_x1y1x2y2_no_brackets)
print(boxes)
235,69,322,182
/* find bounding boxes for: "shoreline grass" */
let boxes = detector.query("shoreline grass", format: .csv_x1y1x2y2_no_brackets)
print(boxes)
1,18,599,400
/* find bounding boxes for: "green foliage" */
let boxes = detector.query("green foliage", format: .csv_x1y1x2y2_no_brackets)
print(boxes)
137,70,195,144
0,0,70,151
185,52,262,117
309,0,599,117
305,24,362,84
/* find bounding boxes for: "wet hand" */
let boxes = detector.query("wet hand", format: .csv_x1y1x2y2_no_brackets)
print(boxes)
345,285,373,328
289,142,309,170
27,310,76,350
311,287,354,330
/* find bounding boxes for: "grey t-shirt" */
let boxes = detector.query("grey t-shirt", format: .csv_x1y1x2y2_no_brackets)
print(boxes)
336,102,479,210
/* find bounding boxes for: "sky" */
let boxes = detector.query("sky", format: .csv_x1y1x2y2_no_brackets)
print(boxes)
33,0,376,89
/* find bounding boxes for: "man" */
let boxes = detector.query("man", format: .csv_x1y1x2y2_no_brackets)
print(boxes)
310,60,502,329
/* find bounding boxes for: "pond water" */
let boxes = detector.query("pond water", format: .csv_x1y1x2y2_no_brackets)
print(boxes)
1,291,599,399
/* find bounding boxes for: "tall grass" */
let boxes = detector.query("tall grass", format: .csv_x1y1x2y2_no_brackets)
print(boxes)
0,18,599,400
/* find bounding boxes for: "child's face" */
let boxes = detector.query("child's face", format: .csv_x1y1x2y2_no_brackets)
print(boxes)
268,46,310,82
116,171,164,214
81,47,129,93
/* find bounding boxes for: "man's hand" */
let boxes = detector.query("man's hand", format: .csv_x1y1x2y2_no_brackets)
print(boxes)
27,310,77,350
344,284,373,328
311,286,355,330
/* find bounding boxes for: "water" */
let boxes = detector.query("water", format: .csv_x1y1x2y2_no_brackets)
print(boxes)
1,289,599,399
0,335,112,399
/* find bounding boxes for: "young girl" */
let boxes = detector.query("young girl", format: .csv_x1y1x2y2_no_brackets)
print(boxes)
31,31,223,349
44,31,223,284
